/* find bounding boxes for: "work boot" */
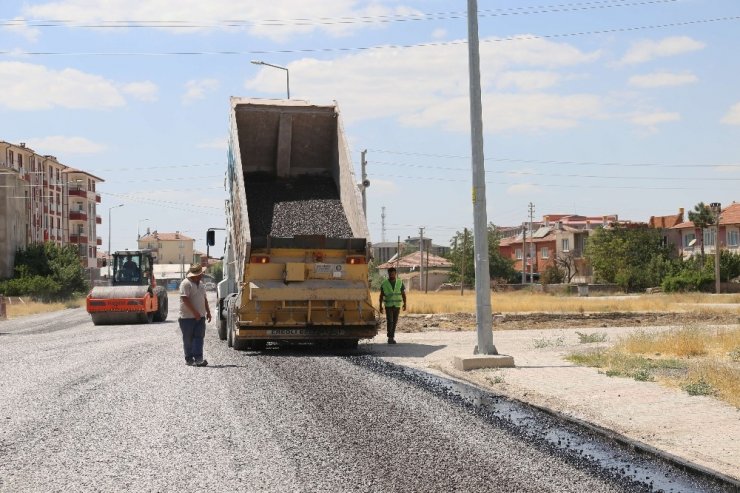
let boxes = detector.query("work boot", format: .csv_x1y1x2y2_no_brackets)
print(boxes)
194,359,209,367
185,359,194,366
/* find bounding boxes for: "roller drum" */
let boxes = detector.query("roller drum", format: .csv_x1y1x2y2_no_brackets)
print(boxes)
89,285,151,299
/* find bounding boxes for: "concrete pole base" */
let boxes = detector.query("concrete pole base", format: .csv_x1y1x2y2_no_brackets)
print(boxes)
453,354,515,371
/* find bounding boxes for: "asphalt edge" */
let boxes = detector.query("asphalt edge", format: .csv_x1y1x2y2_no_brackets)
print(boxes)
408,363,740,491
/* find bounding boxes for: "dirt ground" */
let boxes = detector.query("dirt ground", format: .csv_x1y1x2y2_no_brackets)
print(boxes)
389,311,740,332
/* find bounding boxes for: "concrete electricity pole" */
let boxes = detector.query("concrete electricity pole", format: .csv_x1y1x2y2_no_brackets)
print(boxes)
418,227,425,291
710,202,722,294
529,202,535,281
381,206,386,243
466,0,496,355
521,222,527,284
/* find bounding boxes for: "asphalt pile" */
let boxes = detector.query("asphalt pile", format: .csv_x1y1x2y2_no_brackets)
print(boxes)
245,174,353,238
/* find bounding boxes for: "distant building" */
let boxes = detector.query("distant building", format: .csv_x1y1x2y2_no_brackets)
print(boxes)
670,202,740,259
137,230,195,265
372,236,449,265
0,140,104,277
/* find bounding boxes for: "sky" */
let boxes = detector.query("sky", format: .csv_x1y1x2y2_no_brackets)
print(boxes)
1,0,740,255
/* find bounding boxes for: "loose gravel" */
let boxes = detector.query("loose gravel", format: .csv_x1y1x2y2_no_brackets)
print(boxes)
0,296,730,492
244,174,353,238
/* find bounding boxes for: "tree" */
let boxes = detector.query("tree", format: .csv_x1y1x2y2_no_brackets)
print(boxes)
553,251,578,283
585,226,674,292
210,261,223,283
0,242,89,300
688,201,715,264
448,223,516,285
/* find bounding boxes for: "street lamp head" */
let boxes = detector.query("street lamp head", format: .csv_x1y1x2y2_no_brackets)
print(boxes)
251,60,264,65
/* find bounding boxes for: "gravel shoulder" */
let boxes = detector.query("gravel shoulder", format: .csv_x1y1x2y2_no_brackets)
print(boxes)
369,318,740,481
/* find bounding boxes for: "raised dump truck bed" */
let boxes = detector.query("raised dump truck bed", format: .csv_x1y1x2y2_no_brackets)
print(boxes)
216,98,377,349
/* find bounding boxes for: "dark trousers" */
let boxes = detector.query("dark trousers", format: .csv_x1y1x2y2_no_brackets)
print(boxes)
179,317,206,362
385,306,400,340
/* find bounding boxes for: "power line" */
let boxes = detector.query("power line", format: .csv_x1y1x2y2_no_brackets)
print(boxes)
370,160,740,181
0,1,679,29
367,149,740,169
3,15,738,57
372,173,740,191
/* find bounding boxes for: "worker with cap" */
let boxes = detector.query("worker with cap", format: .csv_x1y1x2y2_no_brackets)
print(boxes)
379,267,406,344
179,263,212,366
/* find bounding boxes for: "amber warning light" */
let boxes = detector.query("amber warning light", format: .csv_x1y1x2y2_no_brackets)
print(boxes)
250,255,270,264
346,256,366,265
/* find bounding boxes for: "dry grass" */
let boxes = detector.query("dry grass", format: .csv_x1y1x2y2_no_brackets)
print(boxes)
5,297,84,319
568,326,740,408
403,291,740,315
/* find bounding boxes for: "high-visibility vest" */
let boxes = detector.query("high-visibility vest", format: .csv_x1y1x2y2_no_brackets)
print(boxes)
381,279,403,308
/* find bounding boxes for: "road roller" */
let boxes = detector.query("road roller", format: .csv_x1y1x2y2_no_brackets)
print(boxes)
86,250,168,325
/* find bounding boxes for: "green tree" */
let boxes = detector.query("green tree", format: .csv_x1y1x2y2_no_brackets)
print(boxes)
687,201,715,263
585,226,675,292
210,261,224,283
448,223,516,285
0,242,89,300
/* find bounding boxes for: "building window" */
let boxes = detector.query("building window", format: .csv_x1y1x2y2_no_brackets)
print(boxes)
515,248,523,260
728,230,739,247
704,229,716,247
541,247,549,259
683,233,696,248
561,239,570,252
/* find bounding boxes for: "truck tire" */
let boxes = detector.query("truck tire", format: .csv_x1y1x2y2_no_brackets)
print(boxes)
226,299,234,348
217,302,227,341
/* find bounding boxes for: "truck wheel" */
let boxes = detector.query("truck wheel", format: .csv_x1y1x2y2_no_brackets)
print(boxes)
232,334,248,351
217,317,227,340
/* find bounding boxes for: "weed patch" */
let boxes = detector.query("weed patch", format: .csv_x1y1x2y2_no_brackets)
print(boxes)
576,331,608,343
533,336,565,349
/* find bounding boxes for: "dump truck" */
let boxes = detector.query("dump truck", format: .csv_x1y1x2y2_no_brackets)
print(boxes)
86,250,168,325
213,98,377,350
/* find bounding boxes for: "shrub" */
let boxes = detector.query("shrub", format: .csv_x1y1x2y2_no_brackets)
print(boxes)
661,270,714,293
540,265,564,285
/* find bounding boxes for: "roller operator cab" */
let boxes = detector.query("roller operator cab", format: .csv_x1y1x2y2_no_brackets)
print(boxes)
215,98,378,350
86,250,169,325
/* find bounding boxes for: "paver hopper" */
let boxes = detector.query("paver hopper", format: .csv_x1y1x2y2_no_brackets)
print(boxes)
87,250,168,325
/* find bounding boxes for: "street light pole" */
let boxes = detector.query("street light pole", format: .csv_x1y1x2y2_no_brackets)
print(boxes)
107,204,124,280
137,218,149,240
251,60,290,99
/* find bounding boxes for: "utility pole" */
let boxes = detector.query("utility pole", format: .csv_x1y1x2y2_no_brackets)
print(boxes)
381,206,386,243
425,241,430,294
521,222,527,284
461,228,467,296
529,202,535,282
466,0,496,355
360,150,368,218
710,202,722,294
418,227,425,291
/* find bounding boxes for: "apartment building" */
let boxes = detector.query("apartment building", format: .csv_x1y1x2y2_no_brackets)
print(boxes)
0,140,104,277
138,230,195,265
671,202,740,258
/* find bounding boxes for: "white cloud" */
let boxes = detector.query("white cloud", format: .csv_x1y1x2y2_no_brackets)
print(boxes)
122,81,159,102
23,1,420,40
721,102,740,125
506,183,541,195
628,71,698,88
246,36,601,133
620,36,705,65
0,62,125,110
183,79,220,104
630,111,680,126
197,137,228,150
2,17,40,41
26,136,107,155
431,28,447,40
496,71,562,91
367,178,398,196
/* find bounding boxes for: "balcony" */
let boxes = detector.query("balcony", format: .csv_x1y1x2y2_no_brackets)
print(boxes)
96,215,102,224
68,187,87,199
97,237,102,246
95,193,101,203
69,211,88,221
70,234,88,244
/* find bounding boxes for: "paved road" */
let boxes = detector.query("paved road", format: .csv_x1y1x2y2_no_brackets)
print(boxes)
0,296,727,492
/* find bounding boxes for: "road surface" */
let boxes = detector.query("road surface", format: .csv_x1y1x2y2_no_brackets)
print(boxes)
0,295,729,492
